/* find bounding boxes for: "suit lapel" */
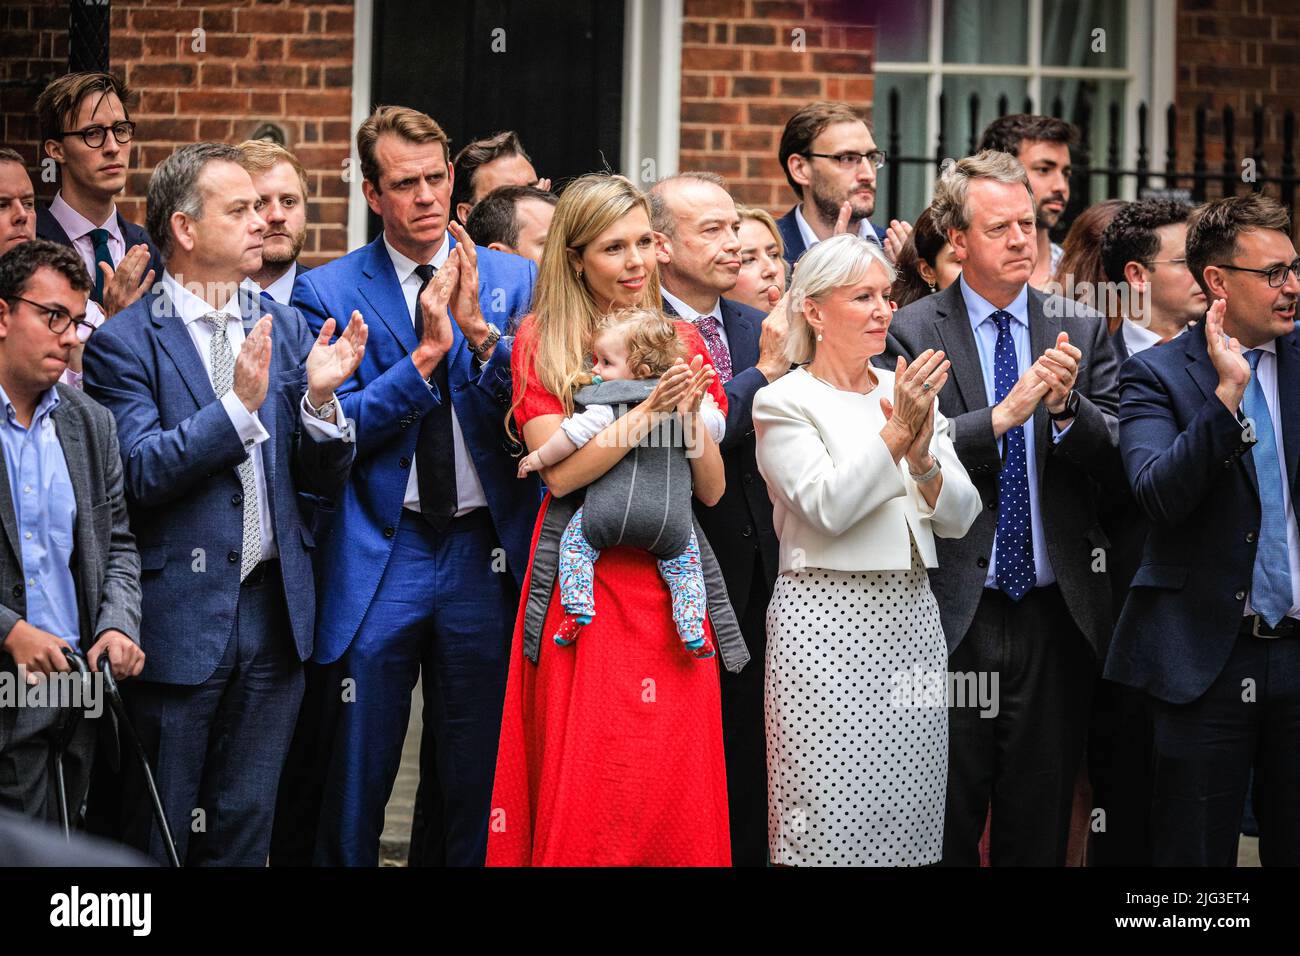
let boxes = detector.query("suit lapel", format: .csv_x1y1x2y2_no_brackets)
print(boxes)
52,397,95,629
1184,325,1259,492
1027,288,1058,480
720,298,760,372
242,289,279,486
1276,331,1300,489
36,205,75,248
359,236,418,354
0,432,17,568
152,289,217,411
930,283,988,414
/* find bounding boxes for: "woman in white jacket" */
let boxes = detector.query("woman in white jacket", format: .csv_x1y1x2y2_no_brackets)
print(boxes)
754,234,981,866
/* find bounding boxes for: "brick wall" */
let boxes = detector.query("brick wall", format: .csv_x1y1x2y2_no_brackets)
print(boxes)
1174,0,1298,205
678,0,875,215
0,0,355,265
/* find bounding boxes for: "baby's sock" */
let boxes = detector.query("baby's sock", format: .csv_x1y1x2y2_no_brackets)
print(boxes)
682,631,715,660
553,612,593,647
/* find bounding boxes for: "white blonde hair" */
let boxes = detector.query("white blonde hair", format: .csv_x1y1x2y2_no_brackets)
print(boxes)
786,234,895,364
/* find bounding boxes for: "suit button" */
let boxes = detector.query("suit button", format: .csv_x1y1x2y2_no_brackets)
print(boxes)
986,499,997,510
1247,531,1257,543
383,526,396,539
400,418,410,429
11,583,22,599
228,551,239,563
742,525,753,537
232,493,243,506
399,457,411,469
1236,590,1247,601
743,473,754,484
977,557,989,568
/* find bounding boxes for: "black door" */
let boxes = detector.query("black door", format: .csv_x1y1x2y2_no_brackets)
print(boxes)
369,0,625,239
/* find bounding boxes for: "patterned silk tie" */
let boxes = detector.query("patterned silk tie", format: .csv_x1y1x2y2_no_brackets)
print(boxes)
693,313,733,384
1244,349,1294,626
205,312,262,581
992,310,1035,600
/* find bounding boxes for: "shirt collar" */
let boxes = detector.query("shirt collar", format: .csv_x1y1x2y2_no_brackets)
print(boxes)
1121,318,1164,355
384,232,450,284
960,274,1029,331
49,192,122,243
793,203,878,249
253,263,298,305
0,379,59,429
662,287,722,324
163,270,243,327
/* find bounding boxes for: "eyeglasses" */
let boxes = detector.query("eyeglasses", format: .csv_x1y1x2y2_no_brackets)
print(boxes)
1146,257,1188,268
802,150,888,170
58,121,136,149
5,296,92,335
1214,258,1300,289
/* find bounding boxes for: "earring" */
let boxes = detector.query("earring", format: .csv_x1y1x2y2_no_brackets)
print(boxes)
816,332,823,342
928,282,936,293
576,270,584,280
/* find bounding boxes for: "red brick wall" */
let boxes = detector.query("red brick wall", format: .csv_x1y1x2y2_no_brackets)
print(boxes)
0,0,355,265
678,0,875,215
1175,0,1299,206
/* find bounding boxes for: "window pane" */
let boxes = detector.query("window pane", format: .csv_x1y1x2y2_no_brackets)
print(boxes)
942,0,1028,65
1042,0,1127,69
941,74,1030,159
875,1,931,63
874,74,931,223
1040,77,1127,214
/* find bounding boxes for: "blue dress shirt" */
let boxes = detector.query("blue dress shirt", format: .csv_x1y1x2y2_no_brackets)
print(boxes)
959,275,1069,590
0,383,80,646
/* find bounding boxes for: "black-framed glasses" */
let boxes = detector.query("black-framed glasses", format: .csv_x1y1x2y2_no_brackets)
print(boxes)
5,296,92,335
58,121,135,149
1215,258,1300,288
802,149,887,170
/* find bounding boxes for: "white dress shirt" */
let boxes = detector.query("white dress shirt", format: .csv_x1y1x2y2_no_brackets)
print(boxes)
794,203,881,252
162,271,343,561
1241,340,1300,619
49,192,121,387
1121,318,1185,357
383,234,490,515
754,366,980,573
257,262,301,306
661,288,730,354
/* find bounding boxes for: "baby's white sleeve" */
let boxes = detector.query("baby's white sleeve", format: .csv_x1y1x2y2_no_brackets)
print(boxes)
560,404,617,448
699,403,726,444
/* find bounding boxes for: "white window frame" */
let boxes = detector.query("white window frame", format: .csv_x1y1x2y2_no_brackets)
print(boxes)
874,0,1176,204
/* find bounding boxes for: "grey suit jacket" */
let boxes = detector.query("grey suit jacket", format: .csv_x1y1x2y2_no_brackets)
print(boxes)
0,384,141,651
882,281,1126,659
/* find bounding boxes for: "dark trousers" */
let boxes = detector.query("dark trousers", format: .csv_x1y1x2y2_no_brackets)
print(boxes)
268,659,332,866
1149,630,1300,866
719,559,771,867
0,657,98,824
1087,677,1154,866
314,510,514,867
121,565,305,866
942,585,1094,866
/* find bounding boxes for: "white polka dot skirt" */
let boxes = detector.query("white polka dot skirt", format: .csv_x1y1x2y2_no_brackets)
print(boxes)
765,543,948,867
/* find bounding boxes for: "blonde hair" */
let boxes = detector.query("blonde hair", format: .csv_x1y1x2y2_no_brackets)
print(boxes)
786,234,895,365
735,204,784,257
594,308,687,379
236,139,309,199
930,150,1033,235
510,174,663,420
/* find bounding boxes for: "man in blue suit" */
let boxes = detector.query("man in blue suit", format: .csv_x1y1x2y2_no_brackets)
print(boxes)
1108,193,1300,865
775,101,906,269
291,106,537,867
82,142,366,865
650,171,787,865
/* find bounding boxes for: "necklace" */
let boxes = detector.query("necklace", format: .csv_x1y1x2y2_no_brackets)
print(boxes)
806,365,877,395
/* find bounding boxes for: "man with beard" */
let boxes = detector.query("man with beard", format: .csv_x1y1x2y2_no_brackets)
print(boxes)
979,115,1077,290
775,101,911,268
0,149,36,253
237,141,311,306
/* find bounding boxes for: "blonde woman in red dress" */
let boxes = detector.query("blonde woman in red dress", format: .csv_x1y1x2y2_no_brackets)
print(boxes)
488,174,742,865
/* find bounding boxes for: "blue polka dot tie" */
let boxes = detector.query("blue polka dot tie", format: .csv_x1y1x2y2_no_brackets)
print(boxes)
992,310,1035,600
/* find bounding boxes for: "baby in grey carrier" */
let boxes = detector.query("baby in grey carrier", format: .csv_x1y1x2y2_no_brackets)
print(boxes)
517,309,724,657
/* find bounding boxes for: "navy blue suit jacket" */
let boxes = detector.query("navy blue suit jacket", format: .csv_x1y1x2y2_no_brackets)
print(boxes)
1106,321,1300,703
82,286,355,685
776,205,887,269
664,296,779,618
36,204,164,289
291,234,539,664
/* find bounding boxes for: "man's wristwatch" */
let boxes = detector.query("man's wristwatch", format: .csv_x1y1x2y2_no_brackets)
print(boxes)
1048,389,1080,422
469,323,502,357
307,394,337,420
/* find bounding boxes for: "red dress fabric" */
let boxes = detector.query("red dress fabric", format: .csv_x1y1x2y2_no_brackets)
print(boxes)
486,317,733,866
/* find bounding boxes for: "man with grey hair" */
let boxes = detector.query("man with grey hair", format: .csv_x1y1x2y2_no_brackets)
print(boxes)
82,142,368,865
885,150,1123,866
649,170,788,865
